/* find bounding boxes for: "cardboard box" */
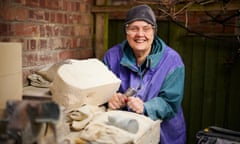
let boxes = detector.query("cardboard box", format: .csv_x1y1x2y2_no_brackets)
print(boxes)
0,42,22,109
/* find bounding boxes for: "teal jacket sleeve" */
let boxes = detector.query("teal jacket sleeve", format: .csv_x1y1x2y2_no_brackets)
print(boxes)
144,66,185,120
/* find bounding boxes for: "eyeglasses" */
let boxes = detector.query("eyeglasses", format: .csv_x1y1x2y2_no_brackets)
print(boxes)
125,24,155,35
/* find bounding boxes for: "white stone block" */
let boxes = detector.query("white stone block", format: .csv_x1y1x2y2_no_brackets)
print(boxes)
50,58,121,109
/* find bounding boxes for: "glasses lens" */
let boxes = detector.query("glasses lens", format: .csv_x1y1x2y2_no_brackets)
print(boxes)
126,25,154,35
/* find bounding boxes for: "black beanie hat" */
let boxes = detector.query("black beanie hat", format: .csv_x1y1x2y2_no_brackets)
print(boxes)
124,4,157,27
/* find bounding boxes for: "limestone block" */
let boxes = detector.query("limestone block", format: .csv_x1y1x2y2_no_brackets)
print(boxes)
79,110,161,144
50,59,121,109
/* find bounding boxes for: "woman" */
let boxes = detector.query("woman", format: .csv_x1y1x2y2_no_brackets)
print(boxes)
103,4,186,144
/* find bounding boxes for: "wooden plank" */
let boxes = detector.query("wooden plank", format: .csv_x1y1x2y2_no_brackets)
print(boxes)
214,39,230,127
227,42,240,131
108,20,125,48
95,0,109,59
187,37,206,142
179,36,193,143
157,21,170,43
92,5,134,13
201,39,218,128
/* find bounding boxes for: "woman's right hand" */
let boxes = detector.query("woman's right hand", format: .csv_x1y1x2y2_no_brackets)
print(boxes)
108,93,127,110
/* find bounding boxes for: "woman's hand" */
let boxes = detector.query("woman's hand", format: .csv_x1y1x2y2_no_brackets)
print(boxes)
108,93,127,110
127,97,144,114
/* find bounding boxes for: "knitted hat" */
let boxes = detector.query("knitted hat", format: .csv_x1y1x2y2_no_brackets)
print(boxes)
124,4,157,27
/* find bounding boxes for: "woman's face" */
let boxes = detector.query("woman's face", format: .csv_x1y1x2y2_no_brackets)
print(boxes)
125,21,155,54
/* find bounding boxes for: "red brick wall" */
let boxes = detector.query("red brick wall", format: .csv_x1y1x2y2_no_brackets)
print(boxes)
0,0,94,86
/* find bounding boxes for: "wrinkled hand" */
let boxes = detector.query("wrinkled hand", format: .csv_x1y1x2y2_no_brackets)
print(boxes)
127,97,144,114
108,93,127,110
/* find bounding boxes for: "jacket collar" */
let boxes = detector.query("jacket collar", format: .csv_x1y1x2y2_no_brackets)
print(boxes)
120,36,166,71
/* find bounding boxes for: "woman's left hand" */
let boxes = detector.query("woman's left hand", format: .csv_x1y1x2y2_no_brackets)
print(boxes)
127,97,144,114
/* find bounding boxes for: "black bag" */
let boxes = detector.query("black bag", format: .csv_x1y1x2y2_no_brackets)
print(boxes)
196,126,240,144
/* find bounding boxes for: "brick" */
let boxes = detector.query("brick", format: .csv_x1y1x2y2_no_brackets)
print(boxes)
189,12,202,25
61,26,73,36
39,0,46,8
66,1,72,12
46,25,53,36
50,12,57,23
13,23,40,37
49,38,62,49
41,0,61,10
57,13,63,24
67,14,74,24
60,25,67,36
29,39,37,50
80,3,88,13
39,52,58,65
59,50,74,60
72,38,81,48
80,38,90,48
0,7,28,21
22,52,38,67
80,14,91,25
73,14,81,24
62,38,72,49
53,25,60,36
78,48,93,58
23,39,38,51
15,0,26,5
29,10,45,21
73,26,81,36
39,25,45,37
25,0,39,7
47,0,59,10
45,12,50,21
0,23,11,36
60,25,67,35
224,25,235,33
62,0,68,11
38,11,47,21
87,0,94,3
75,2,80,12
39,39,47,50
79,25,91,36
64,14,68,24
58,0,64,10
22,39,28,51
70,2,76,12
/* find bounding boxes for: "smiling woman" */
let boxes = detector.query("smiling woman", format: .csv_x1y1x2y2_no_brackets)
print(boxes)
103,4,186,144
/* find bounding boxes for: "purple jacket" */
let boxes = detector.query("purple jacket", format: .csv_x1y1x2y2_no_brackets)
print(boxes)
103,36,186,144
